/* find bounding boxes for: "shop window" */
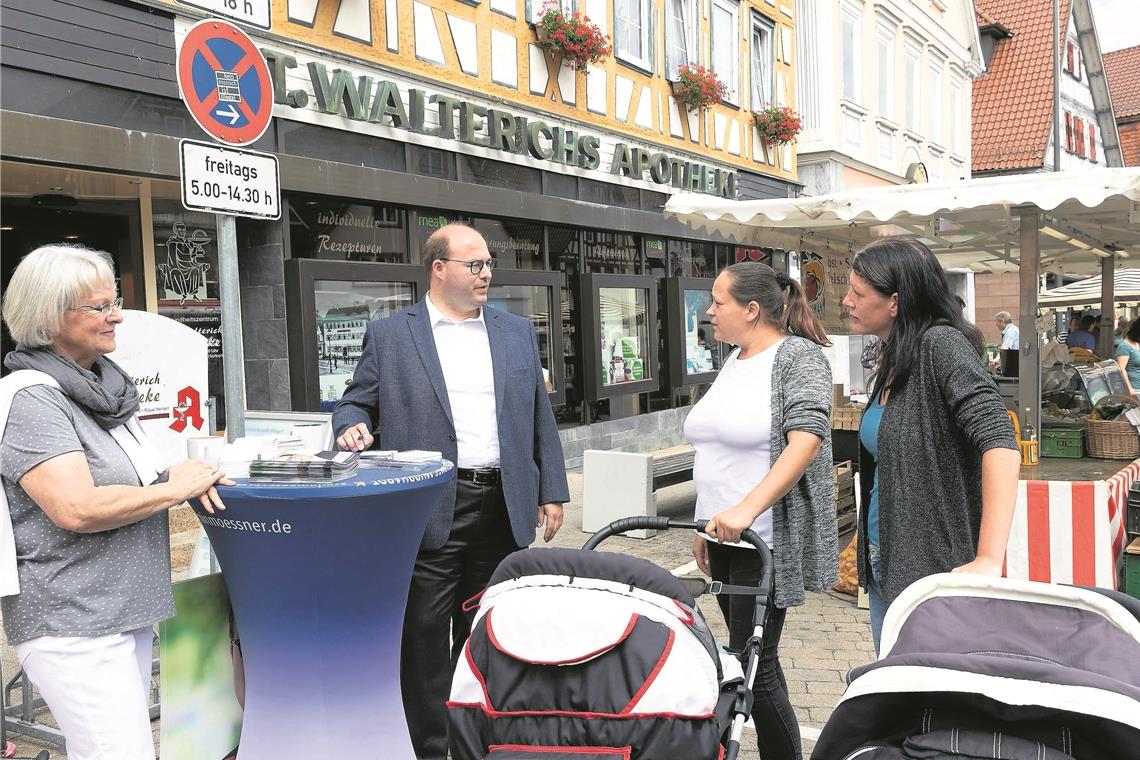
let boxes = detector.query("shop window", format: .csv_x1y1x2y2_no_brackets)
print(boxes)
472,218,546,270
750,11,774,110
666,0,697,79
576,230,642,275
279,121,404,172
458,155,542,194
412,209,474,260
408,144,457,180
289,194,410,263
711,0,740,103
615,0,654,71
578,178,641,209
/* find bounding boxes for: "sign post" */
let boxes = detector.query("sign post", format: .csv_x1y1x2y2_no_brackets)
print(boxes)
176,18,278,441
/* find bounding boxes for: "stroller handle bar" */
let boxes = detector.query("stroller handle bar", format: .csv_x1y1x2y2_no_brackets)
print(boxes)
582,516,773,588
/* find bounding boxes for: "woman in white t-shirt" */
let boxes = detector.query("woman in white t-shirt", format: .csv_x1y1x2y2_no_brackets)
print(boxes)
684,262,837,760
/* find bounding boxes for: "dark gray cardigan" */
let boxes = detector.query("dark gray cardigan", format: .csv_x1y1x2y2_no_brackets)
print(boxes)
768,337,839,608
857,325,1018,604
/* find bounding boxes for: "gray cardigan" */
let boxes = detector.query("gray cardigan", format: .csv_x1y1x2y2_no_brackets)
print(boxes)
857,325,1018,604
768,337,840,608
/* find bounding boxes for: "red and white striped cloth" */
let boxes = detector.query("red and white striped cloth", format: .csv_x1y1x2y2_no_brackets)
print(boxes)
1006,459,1139,589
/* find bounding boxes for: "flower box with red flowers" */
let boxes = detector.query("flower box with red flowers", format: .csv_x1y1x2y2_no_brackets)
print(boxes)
535,2,612,72
671,63,729,112
751,105,803,145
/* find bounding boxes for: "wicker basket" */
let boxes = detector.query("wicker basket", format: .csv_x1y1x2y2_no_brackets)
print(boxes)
1085,417,1140,459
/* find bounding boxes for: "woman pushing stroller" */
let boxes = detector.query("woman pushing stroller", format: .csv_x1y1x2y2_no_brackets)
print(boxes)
685,261,839,760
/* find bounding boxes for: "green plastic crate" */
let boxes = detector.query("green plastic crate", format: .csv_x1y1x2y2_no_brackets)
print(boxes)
1125,539,1140,601
1041,428,1083,458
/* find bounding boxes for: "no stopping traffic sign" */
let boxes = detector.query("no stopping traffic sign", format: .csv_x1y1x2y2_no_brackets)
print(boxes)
176,19,273,146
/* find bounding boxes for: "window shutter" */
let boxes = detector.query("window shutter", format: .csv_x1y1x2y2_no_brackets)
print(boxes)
1064,112,1073,152
647,0,656,73
1075,117,1086,158
1075,46,1082,81
1089,123,1097,162
1066,42,1074,73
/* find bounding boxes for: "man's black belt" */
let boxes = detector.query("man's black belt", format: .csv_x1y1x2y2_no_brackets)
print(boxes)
457,467,501,486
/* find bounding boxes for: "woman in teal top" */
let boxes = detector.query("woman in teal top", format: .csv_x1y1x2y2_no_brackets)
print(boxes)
857,394,885,644
1113,318,1140,395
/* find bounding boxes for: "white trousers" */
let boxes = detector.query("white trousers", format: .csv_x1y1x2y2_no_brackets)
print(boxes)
14,627,155,760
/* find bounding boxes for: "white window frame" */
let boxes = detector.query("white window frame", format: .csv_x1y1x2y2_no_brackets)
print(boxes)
710,0,740,104
527,0,575,24
949,76,963,154
841,4,861,102
876,24,895,121
666,0,698,79
904,43,921,132
928,60,943,145
750,11,775,109
614,0,653,71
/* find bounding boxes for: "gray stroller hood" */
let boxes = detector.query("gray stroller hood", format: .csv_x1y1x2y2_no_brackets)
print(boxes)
813,574,1140,760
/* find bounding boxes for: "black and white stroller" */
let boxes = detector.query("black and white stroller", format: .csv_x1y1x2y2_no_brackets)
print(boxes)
448,516,774,760
813,573,1140,760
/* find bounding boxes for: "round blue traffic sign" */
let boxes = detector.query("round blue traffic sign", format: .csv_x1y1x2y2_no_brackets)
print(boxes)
177,19,273,146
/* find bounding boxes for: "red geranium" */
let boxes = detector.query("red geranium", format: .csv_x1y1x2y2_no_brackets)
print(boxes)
537,2,612,71
673,63,728,112
752,105,802,145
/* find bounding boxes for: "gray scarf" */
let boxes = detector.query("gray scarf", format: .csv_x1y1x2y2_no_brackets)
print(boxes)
4,347,139,430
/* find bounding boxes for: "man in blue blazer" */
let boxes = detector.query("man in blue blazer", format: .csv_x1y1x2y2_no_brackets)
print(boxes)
333,223,569,759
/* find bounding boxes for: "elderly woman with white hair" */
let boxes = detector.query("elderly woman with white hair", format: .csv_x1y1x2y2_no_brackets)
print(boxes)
0,244,230,760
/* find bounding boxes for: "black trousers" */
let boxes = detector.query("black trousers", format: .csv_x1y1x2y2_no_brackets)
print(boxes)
401,479,519,760
706,540,801,760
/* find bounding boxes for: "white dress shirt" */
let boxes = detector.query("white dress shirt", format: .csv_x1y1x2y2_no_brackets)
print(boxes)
1001,323,1020,350
425,294,500,468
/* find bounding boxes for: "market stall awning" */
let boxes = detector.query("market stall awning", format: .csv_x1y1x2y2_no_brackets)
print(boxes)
665,168,1140,274
1039,270,1140,308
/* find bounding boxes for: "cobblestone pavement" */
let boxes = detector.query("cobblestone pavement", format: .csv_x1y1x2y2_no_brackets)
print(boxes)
1,472,873,759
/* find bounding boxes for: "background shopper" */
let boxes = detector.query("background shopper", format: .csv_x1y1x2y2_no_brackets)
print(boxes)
0,244,230,760
686,262,838,760
1114,318,1140,396
842,237,1019,654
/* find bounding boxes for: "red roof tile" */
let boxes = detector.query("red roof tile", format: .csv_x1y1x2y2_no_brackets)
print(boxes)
1104,46,1140,120
972,0,1071,172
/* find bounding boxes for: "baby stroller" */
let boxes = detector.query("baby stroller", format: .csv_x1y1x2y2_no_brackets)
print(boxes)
813,573,1140,760
448,516,774,760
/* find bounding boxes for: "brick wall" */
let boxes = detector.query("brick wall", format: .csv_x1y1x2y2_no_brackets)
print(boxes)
973,272,1022,345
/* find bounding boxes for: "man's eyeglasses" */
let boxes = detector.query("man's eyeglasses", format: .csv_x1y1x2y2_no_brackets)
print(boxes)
68,297,124,316
440,258,496,275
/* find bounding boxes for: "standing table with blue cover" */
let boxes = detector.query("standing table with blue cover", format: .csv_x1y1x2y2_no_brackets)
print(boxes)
192,461,454,759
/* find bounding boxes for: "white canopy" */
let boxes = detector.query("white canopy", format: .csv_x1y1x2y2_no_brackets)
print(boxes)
1038,269,1140,309
665,168,1140,274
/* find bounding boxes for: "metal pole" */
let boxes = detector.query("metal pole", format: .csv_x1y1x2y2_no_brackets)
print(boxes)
1019,209,1042,436
1100,253,1115,357
1053,0,1062,171
216,213,247,441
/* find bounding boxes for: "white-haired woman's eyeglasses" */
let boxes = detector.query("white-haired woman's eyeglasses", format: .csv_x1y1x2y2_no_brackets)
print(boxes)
67,297,123,316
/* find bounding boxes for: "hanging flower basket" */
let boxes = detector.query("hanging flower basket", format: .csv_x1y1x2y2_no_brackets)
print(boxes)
751,105,803,145
535,2,612,72
672,63,728,112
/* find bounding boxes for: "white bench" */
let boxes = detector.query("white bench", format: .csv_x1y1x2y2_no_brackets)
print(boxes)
581,445,696,539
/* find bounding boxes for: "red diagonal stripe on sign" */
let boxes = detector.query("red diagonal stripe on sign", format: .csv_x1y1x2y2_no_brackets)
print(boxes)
196,46,225,80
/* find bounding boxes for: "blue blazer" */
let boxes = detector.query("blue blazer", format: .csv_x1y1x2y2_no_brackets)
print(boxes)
332,300,570,551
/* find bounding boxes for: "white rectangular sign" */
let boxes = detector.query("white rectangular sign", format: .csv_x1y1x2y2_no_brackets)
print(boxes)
176,0,270,29
180,139,281,220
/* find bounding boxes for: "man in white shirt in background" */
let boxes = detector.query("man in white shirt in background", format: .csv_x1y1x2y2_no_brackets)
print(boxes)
333,224,569,759
995,311,1020,350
